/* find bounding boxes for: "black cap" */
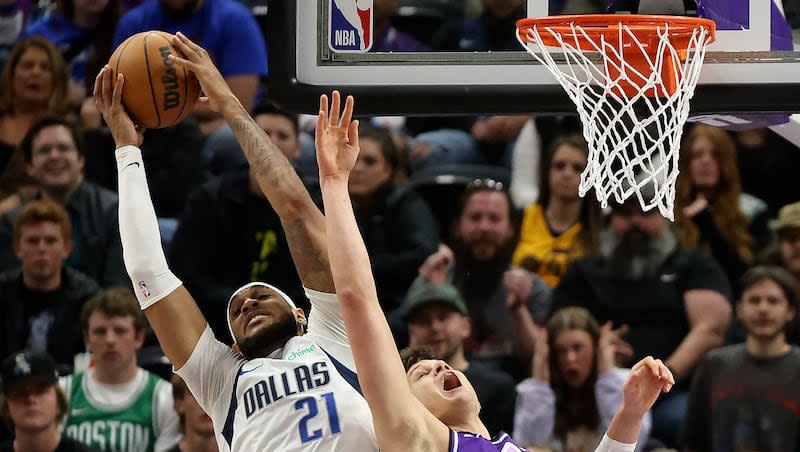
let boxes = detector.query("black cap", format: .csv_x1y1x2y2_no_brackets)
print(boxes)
403,282,468,321
1,350,58,394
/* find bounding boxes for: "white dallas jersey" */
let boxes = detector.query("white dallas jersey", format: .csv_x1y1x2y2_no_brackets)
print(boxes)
177,288,377,451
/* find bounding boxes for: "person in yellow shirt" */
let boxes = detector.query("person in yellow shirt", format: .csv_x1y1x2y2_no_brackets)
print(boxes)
513,134,602,286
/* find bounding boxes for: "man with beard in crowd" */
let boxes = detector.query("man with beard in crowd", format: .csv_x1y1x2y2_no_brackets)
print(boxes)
113,0,267,136
411,179,551,379
551,197,733,448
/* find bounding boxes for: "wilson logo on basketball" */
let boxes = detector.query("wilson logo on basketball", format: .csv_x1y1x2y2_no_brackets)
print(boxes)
159,46,180,111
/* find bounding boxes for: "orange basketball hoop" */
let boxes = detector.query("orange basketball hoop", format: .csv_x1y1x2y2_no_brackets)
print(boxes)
516,15,716,220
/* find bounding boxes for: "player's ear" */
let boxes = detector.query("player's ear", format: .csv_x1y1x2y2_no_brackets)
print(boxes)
232,343,241,354
294,308,308,334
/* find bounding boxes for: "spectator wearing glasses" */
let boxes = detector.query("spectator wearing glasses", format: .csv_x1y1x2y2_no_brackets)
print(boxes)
413,178,551,378
512,134,603,287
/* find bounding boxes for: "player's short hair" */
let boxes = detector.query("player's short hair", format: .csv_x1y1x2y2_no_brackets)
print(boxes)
399,346,442,372
19,116,84,164
13,199,72,247
739,265,800,309
252,100,299,137
81,287,147,333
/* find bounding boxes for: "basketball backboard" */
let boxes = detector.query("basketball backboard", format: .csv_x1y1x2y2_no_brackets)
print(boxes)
266,0,800,116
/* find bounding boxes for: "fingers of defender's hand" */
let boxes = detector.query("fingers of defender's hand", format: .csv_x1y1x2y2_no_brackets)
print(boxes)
329,91,341,126
348,119,359,149
316,95,328,145
341,94,355,127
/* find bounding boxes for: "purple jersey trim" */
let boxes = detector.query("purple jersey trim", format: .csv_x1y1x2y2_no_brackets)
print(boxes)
449,430,525,451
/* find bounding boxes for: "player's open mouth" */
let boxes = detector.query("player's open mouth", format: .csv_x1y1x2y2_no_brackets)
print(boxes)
442,372,462,392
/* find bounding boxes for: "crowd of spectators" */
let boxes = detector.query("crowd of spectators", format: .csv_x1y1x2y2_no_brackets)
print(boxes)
0,0,799,451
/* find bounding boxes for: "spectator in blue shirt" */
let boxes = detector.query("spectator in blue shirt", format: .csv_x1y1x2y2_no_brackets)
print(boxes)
114,0,268,135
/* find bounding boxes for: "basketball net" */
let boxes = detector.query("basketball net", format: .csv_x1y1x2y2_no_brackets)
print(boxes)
516,16,715,220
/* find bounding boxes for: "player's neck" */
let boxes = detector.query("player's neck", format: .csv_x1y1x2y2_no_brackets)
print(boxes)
450,417,491,440
13,424,60,452
745,333,791,358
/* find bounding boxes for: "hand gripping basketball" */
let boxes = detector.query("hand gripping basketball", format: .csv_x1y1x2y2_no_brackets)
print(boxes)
168,32,236,113
94,66,145,148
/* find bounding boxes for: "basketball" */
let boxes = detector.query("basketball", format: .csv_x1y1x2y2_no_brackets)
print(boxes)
107,31,201,129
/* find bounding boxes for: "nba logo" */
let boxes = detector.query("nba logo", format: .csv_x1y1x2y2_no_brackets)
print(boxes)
329,0,373,52
138,280,151,298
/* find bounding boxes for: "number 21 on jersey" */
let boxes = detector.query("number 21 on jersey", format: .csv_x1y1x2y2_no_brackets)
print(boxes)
295,392,341,443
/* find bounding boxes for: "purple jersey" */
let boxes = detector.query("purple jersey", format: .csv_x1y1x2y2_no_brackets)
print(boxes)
450,430,525,452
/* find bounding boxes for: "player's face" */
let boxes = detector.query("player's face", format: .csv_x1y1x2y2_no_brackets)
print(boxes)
779,227,800,276
737,279,796,342
175,390,214,436
548,144,586,202
408,305,469,362
84,313,144,375
27,125,85,190
13,46,54,106
14,221,71,282
554,329,595,388
349,137,393,197
406,359,480,426
255,113,300,160
687,134,720,190
229,286,301,357
457,191,514,261
5,382,59,432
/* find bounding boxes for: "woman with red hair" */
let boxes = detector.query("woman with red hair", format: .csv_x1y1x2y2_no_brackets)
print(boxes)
675,124,771,287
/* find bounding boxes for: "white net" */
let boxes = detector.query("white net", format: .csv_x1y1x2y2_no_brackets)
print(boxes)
516,19,714,220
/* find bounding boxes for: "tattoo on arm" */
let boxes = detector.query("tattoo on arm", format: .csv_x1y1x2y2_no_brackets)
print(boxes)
227,105,334,292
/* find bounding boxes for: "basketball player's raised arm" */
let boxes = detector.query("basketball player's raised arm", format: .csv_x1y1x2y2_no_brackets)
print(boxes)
316,92,449,451
169,32,334,293
94,67,206,370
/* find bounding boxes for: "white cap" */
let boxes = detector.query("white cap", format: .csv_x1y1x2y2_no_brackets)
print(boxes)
226,282,297,343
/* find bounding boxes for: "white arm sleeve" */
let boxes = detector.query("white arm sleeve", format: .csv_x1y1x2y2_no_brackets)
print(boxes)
153,379,181,452
116,146,182,308
595,435,636,452
303,288,354,369
175,326,244,418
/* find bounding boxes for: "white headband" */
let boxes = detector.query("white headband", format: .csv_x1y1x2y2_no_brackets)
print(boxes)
226,282,297,343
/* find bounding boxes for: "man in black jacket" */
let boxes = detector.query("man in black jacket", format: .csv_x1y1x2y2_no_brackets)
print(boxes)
0,117,127,287
0,199,99,373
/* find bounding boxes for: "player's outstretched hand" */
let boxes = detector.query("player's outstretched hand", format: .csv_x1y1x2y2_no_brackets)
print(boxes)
621,356,674,417
169,32,232,112
315,91,359,180
94,65,144,148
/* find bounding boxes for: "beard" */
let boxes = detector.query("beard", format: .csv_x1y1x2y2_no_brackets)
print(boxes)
599,225,678,281
451,233,514,299
237,313,298,360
